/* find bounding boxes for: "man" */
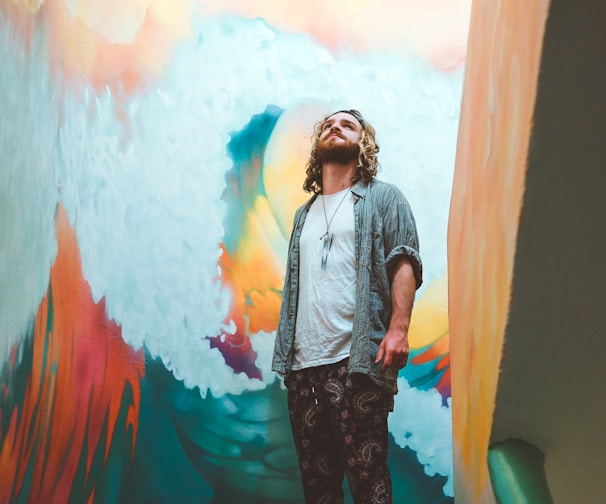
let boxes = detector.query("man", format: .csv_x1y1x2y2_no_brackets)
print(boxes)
272,109,422,504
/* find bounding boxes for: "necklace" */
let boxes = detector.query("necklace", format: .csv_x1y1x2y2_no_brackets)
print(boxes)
319,187,351,269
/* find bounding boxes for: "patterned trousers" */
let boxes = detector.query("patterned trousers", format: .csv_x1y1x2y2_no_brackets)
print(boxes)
285,359,394,504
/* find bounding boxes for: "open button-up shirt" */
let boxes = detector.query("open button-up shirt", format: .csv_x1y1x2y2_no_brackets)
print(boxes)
272,179,422,394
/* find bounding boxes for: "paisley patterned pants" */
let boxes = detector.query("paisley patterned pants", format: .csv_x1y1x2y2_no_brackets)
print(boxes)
285,359,394,504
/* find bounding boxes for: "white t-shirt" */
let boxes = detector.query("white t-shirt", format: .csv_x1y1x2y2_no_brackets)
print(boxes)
292,188,356,370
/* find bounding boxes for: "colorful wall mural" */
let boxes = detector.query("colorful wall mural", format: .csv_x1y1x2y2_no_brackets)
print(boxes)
0,1,469,502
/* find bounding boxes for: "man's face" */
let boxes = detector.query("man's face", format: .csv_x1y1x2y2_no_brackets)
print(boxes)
317,112,364,163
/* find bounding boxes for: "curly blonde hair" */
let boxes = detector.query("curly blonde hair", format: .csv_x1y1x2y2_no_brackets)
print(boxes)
303,109,380,194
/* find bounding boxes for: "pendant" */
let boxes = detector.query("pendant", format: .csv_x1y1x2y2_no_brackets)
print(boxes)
321,232,333,269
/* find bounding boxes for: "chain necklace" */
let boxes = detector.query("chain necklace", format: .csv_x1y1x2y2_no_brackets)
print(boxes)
319,187,351,269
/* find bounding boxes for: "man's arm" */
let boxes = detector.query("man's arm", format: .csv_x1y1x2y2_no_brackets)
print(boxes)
375,257,416,373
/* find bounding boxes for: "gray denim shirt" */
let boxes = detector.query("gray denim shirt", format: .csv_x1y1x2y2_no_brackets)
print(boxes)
271,178,423,394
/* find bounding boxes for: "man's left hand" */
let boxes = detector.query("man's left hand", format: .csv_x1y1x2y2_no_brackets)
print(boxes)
375,329,410,373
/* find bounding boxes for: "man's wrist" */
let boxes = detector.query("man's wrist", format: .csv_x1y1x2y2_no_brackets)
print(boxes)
387,320,410,335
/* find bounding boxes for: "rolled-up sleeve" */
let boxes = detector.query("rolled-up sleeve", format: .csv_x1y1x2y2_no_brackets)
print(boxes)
382,186,423,289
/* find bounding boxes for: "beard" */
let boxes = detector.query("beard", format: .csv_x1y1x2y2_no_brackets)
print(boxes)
317,138,360,164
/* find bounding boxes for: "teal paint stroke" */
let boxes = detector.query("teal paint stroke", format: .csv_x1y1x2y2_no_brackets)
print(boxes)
223,106,283,253
125,355,452,504
488,439,553,504
401,347,448,394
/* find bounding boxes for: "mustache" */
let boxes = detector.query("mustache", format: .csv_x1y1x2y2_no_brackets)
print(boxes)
325,130,345,139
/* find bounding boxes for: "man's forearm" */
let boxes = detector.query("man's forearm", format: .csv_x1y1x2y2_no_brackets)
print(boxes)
389,257,416,333
375,257,417,372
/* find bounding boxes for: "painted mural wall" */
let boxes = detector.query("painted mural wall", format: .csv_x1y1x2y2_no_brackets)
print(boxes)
0,1,469,502
449,0,550,502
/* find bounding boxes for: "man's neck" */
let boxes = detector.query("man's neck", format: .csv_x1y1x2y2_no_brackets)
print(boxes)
321,162,357,195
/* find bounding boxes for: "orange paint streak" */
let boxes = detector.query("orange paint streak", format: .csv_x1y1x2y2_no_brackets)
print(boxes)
0,2,38,52
220,236,285,336
0,205,144,503
213,187,287,374
411,338,449,366
406,274,451,395
213,239,283,378
448,0,549,501
2,0,194,99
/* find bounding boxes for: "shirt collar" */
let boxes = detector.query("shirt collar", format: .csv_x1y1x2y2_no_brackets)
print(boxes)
308,179,370,206
351,180,369,200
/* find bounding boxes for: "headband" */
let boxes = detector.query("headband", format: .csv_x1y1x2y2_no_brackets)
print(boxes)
330,109,366,129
